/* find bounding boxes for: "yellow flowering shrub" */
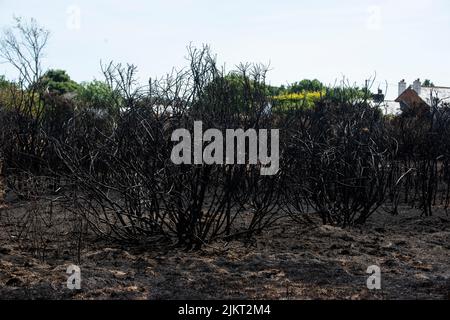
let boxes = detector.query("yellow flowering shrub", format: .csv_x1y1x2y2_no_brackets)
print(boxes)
272,91,324,111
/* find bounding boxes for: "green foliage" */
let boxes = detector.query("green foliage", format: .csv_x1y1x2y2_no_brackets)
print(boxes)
423,79,435,87
76,80,121,112
197,72,269,116
0,75,9,89
0,77,36,112
323,86,371,104
266,85,285,96
40,69,80,94
287,79,323,93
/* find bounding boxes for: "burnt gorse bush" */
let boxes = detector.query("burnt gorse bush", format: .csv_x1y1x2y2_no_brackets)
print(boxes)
1,19,449,250
282,100,397,226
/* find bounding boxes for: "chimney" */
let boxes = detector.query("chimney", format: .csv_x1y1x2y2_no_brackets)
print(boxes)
413,78,422,95
398,79,406,96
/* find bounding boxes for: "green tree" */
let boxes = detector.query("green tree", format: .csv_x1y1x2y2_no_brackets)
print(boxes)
423,79,435,87
39,69,80,94
324,86,370,103
288,79,323,93
76,80,121,113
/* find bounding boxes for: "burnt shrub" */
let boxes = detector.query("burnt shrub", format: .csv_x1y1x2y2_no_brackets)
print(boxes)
282,101,396,226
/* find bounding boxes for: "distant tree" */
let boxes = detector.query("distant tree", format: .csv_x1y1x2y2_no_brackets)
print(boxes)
38,69,80,94
324,86,370,104
198,72,250,115
266,84,284,96
288,79,323,93
192,65,272,118
0,75,9,89
76,80,121,113
423,79,435,87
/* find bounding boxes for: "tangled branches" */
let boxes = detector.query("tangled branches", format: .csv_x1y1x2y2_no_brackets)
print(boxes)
1,43,450,250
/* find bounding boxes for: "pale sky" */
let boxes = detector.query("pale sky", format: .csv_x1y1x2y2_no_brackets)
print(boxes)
1,0,449,99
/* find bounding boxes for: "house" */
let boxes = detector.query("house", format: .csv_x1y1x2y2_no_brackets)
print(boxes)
381,79,450,115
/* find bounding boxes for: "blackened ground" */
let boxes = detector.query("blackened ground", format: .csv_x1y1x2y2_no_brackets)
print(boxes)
0,199,449,300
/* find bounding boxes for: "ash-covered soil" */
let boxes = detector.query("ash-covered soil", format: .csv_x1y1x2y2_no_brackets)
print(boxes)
0,200,449,300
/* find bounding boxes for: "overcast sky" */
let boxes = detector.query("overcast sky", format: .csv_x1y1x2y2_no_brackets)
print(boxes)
1,0,449,99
